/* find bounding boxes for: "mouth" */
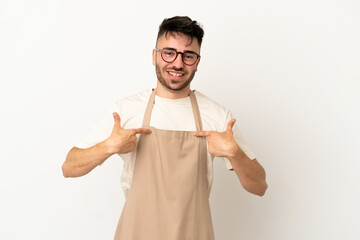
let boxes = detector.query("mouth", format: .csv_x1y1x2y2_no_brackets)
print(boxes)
167,71,185,78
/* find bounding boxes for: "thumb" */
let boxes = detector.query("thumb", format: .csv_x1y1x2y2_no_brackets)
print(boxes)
112,112,122,131
226,119,236,133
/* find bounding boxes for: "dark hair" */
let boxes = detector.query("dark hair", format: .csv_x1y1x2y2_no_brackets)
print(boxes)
156,16,204,47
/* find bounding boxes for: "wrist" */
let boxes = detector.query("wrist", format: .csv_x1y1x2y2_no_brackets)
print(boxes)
102,138,116,155
227,144,245,160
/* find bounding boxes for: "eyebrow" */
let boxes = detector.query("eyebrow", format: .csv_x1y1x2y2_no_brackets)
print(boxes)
163,47,198,55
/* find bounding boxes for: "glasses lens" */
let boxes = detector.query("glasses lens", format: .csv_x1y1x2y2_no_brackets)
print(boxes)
161,49,176,62
183,52,197,65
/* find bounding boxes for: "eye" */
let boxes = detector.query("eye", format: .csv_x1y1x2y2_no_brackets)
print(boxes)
184,53,195,59
163,50,175,56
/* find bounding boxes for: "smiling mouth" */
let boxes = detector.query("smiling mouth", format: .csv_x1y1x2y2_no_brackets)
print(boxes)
167,71,185,77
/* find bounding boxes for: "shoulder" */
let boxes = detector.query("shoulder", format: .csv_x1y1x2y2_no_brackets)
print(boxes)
109,89,152,128
194,90,230,115
113,89,152,107
110,89,152,114
193,90,231,131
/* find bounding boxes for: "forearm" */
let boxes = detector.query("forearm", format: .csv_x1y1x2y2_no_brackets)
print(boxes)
62,140,113,178
227,147,268,196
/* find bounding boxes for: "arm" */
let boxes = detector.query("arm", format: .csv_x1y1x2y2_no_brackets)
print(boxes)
62,141,113,178
227,148,267,196
194,119,268,196
62,112,151,178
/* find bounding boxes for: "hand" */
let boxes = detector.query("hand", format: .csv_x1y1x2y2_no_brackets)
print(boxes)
106,112,152,154
194,119,240,158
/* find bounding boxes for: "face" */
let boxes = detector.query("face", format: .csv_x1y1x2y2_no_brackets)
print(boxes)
152,32,201,92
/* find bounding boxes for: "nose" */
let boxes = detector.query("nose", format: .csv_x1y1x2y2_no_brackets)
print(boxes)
172,52,185,69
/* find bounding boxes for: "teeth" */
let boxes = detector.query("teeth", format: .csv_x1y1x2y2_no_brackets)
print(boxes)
169,72,184,77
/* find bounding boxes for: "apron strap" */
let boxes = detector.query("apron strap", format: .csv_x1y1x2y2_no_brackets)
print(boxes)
142,89,203,131
189,90,203,131
142,88,157,128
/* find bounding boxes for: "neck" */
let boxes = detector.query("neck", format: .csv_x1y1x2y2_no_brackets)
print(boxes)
155,81,191,99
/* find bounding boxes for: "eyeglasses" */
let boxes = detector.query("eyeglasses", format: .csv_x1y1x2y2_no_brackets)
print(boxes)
155,48,200,66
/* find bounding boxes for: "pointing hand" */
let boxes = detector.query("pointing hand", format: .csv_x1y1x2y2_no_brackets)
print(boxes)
194,119,240,158
106,112,152,154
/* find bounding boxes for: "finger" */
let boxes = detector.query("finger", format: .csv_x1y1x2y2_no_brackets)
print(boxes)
193,131,211,137
226,119,236,133
112,112,122,131
133,128,152,135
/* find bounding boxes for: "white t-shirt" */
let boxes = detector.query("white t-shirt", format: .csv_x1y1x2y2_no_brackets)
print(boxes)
75,89,256,197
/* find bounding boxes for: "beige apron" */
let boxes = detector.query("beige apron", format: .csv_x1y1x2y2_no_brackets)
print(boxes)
114,89,215,240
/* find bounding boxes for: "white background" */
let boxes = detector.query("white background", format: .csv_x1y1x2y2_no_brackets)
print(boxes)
1,0,359,239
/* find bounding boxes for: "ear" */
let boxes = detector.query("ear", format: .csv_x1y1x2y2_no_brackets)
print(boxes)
195,57,201,72
152,49,156,66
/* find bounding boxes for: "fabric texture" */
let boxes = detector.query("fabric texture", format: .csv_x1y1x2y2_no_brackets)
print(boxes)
74,89,256,197
114,89,215,239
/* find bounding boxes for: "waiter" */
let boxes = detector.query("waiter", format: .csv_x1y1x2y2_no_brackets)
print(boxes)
62,16,268,240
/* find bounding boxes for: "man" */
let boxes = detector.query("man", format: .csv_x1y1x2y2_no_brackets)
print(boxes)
63,16,267,240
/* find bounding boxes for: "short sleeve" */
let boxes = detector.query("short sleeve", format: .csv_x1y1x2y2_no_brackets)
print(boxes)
74,103,119,149
221,112,256,171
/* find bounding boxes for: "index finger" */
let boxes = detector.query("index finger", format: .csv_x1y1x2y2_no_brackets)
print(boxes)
133,128,152,135
193,131,211,137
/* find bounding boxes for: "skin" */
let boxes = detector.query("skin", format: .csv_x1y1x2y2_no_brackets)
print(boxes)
62,31,267,197
62,113,151,177
152,32,200,99
194,119,268,196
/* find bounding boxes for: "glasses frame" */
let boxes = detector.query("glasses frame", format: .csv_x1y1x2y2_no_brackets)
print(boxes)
155,48,201,66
